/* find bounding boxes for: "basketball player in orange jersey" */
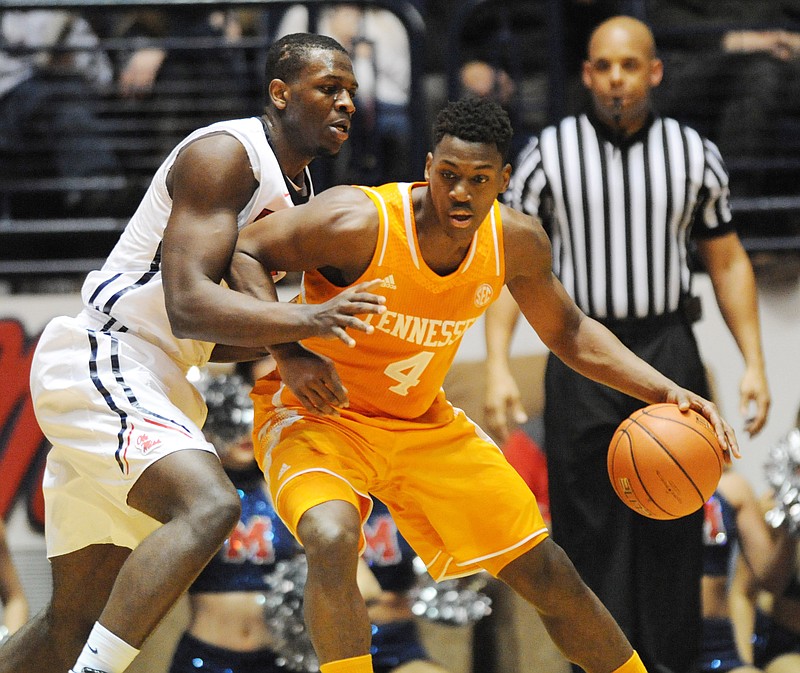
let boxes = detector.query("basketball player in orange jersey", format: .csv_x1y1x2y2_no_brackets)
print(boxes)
229,97,739,673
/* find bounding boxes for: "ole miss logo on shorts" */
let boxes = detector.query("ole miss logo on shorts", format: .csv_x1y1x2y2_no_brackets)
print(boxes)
134,432,162,455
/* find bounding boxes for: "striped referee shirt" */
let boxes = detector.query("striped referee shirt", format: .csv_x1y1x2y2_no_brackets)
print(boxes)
505,112,734,321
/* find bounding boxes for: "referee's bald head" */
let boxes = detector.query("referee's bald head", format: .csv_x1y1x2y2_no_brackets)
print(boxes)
588,15,657,61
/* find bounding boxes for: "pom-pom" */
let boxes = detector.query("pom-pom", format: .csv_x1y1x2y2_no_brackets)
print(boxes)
261,554,494,672
764,428,800,534
193,371,254,445
409,557,493,626
262,556,320,672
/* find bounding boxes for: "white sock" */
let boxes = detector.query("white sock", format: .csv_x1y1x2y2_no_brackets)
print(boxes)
69,622,140,673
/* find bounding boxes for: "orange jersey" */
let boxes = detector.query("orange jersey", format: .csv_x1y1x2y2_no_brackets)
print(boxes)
281,181,505,419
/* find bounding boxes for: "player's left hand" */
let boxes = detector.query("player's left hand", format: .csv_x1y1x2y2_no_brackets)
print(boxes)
666,389,740,462
270,342,348,415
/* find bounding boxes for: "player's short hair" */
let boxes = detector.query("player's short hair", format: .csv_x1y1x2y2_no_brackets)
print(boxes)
265,33,348,85
433,97,513,161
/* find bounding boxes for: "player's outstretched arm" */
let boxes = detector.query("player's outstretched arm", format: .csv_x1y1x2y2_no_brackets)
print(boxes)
163,139,383,348
230,185,384,347
500,206,738,458
230,186,384,415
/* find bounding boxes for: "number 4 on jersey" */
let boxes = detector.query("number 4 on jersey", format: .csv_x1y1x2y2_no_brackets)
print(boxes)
383,351,435,396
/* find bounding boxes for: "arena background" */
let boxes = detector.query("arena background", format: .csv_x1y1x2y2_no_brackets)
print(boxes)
2,0,800,669
1,268,799,672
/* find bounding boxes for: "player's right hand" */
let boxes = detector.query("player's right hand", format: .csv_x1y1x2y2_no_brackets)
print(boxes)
310,278,386,347
665,388,740,462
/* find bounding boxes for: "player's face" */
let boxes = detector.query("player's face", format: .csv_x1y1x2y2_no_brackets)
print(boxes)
582,24,663,135
424,135,511,235
282,49,358,158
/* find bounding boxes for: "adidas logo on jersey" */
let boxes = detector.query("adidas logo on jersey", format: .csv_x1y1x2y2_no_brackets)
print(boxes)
381,275,397,290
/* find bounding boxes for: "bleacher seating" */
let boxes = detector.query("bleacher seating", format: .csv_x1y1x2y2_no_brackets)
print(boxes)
0,0,798,292
0,0,425,291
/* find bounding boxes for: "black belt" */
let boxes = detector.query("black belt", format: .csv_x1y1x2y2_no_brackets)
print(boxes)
594,310,687,338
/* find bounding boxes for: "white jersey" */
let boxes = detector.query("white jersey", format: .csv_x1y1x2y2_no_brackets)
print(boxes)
78,117,308,370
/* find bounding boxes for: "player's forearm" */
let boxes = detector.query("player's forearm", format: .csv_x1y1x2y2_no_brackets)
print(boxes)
553,316,678,403
172,249,313,348
208,344,270,363
227,248,280,302
167,278,320,347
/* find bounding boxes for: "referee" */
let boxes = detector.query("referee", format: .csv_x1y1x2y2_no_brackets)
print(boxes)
484,16,770,673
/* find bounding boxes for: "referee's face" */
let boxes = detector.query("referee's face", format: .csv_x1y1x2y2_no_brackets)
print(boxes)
582,19,663,136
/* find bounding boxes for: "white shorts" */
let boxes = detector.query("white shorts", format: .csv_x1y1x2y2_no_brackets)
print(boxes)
31,313,217,558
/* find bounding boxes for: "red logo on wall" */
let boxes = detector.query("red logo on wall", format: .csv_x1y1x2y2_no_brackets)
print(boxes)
0,320,48,529
363,515,401,565
224,516,275,564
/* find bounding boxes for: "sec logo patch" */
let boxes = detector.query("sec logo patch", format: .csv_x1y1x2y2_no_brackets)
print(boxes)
474,283,493,307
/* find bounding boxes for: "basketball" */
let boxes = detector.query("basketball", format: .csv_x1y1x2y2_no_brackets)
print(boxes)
607,403,724,520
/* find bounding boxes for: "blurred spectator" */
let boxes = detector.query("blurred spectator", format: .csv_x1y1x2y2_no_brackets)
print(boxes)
458,60,516,106
731,410,800,673
728,498,800,673
433,1,620,151
275,4,412,187
110,9,250,102
700,469,794,673
457,59,531,163
0,518,29,643
563,0,623,113
0,10,125,217
646,0,800,202
453,2,548,136
104,8,256,162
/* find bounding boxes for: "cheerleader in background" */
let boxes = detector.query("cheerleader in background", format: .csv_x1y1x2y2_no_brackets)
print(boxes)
167,371,301,673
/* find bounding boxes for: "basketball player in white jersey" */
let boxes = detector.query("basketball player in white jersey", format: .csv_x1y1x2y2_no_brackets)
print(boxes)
0,33,386,673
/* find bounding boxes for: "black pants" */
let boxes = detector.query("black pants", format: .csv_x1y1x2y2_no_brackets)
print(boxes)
544,317,709,673
168,633,284,673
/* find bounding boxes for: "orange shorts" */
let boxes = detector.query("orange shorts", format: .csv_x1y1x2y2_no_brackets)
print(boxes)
252,379,549,580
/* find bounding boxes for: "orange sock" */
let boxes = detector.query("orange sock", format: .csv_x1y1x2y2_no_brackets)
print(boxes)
613,651,647,673
319,654,373,673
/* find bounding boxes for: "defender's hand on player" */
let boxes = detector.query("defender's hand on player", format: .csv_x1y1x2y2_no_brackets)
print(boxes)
310,279,386,347
665,389,740,462
270,343,349,415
